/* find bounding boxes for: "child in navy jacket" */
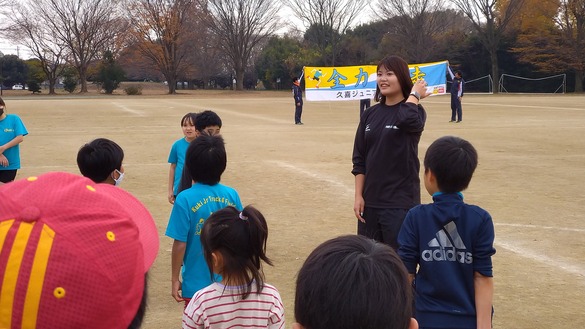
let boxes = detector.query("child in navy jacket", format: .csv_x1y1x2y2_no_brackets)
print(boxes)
398,136,496,329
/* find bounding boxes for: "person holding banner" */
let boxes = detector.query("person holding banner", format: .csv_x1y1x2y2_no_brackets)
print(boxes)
450,71,464,122
352,55,430,250
292,77,303,125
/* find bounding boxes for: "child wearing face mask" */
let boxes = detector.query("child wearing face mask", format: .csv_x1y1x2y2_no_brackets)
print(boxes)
0,96,28,183
77,138,125,186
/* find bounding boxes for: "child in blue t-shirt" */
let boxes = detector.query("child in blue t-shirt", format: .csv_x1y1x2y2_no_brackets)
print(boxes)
398,136,496,329
167,112,198,204
0,97,28,183
165,134,242,308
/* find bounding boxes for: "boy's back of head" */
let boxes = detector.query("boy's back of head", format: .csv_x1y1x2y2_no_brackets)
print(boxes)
186,134,226,185
294,235,415,329
77,138,124,183
424,135,478,193
195,110,222,134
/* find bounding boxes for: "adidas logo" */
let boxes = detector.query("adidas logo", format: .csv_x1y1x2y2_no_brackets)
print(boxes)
421,221,472,264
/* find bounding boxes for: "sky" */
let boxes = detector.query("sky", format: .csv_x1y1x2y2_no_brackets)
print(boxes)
0,3,375,60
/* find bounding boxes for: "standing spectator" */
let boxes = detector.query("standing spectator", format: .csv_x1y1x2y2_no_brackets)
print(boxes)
292,77,303,125
450,70,464,122
183,205,284,329
77,138,125,185
352,55,430,250
168,112,198,204
166,135,242,308
398,136,495,329
0,97,28,183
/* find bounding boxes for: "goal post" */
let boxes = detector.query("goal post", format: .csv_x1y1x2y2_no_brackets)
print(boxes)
498,74,566,94
447,75,493,94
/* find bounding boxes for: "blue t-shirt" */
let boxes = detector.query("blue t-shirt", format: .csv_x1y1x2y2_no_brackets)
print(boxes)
165,182,242,298
0,114,28,170
167,138,190,195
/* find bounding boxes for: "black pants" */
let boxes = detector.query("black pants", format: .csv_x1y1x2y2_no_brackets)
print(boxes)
359,99,371,117
295,103,303,123
0,170,17,183
357,207,408,250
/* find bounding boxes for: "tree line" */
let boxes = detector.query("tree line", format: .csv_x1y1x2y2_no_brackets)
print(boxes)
1,0,583,94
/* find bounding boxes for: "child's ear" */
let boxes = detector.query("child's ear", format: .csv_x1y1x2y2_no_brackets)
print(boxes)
292,323,305,329
409,318,419,329
211,251,223,274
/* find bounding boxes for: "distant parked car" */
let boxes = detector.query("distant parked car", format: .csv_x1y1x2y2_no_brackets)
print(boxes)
12,84,24,90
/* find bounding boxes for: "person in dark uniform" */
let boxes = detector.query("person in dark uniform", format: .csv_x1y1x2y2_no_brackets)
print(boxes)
352,55,430,250
450,71,464,122
292,77,303,125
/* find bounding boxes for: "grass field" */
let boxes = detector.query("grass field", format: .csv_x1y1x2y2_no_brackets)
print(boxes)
5,87,585,328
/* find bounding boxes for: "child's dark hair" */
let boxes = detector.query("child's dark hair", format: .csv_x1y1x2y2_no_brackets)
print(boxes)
374,55,413,103
201,205,272,299
185,134,226,186
195,110,222,132
181,112,197,126
424,135,478,193
76,138,124,183
295,235,413,329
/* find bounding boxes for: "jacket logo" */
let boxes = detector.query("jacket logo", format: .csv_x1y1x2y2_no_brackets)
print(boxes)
421,221,472,264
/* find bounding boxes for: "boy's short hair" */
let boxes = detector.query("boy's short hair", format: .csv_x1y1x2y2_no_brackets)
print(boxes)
195,110,222,132
295,235,413,329
0,172,159,329
186,134,226,185
293,77,299,82
76,138,124,183
424,135,478,193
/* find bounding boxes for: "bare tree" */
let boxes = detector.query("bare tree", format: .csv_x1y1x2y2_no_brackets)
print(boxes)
6,2,68,94
125,0,199,94
555,0,585,92
374,0,453,62
450,0,526,93
286,0,362,65
33,0,126,93
205,0,281,91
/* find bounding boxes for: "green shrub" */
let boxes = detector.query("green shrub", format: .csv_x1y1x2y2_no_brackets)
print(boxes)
124,85,142,95
27,80,41,93
63,75,77,93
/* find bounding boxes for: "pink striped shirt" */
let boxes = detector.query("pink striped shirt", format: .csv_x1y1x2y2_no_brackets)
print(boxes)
182,282,285,329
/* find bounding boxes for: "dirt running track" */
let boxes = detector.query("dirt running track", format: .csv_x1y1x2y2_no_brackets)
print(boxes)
6,89,585,328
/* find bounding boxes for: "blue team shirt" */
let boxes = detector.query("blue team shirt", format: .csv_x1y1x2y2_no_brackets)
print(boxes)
165,182,242,298
0,114,28,170
167,138,190,195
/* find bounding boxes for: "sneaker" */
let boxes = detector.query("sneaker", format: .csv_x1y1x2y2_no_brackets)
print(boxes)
295,122,304,125
449,120,456,123
456,120,462,123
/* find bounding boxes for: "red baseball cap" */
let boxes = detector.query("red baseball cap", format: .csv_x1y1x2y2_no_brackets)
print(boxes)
0,172,159,329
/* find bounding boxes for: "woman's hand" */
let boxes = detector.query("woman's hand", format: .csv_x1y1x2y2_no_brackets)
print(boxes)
412,79,432,99
354,196,365,223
